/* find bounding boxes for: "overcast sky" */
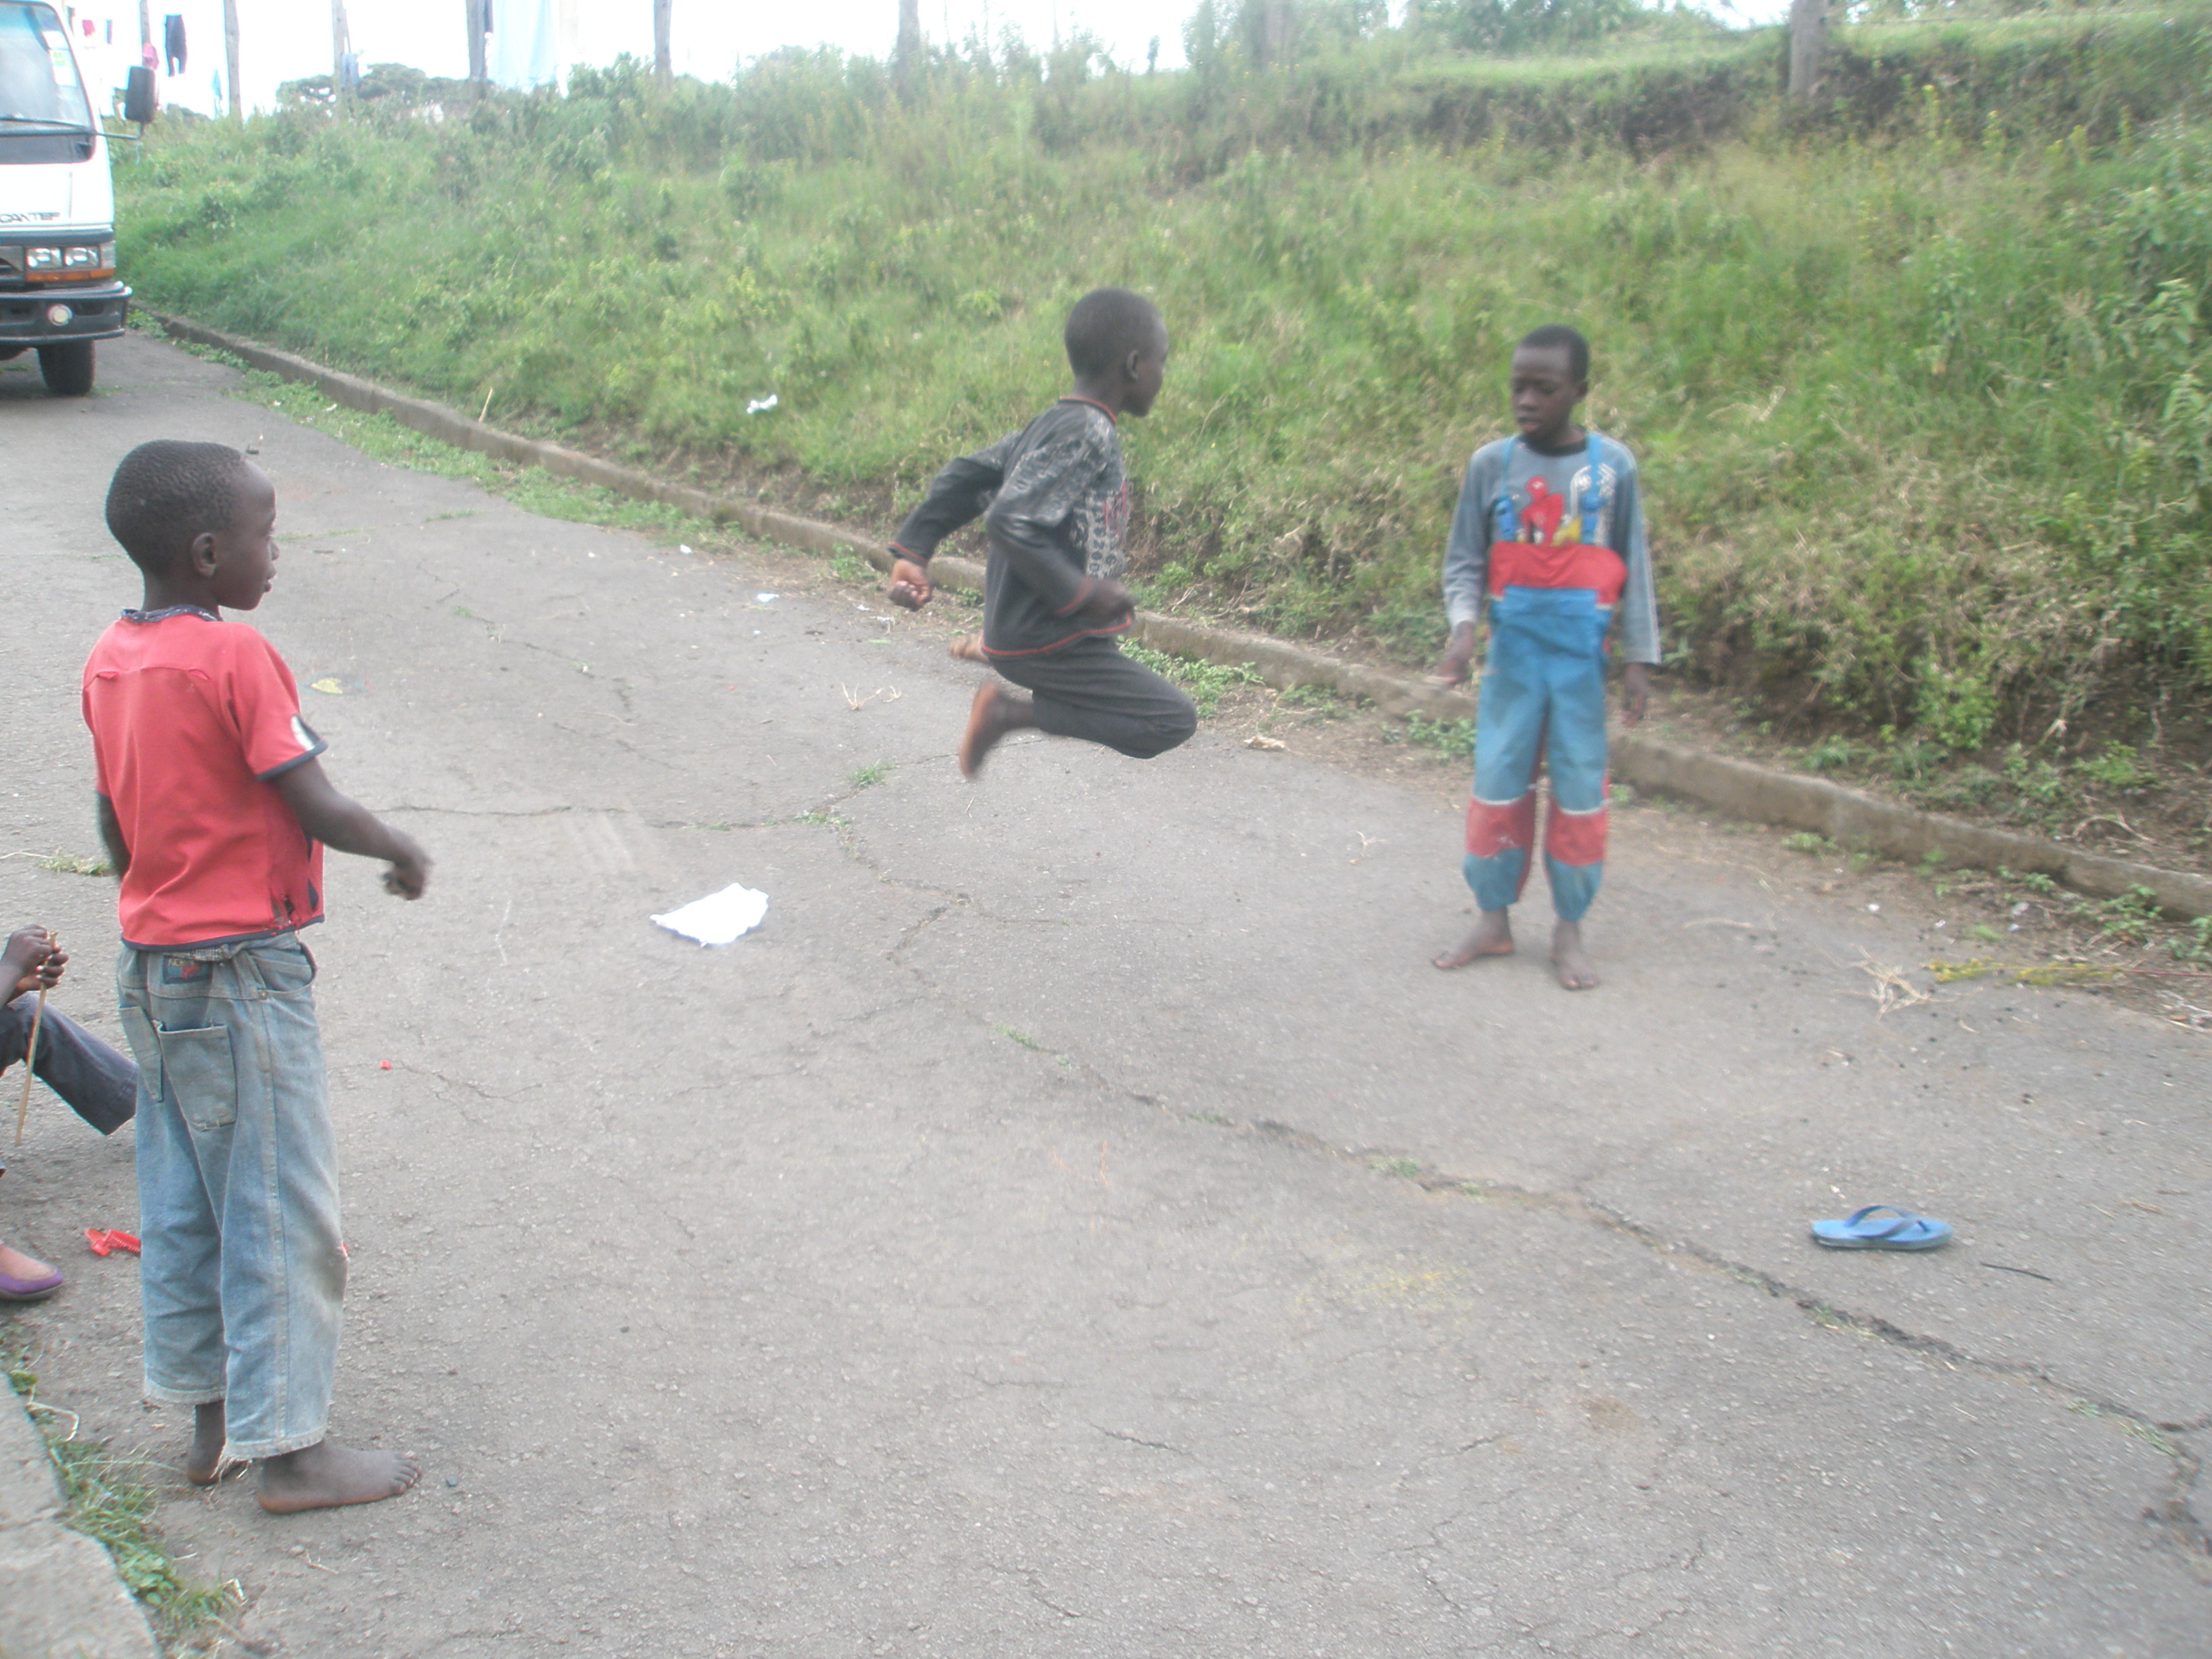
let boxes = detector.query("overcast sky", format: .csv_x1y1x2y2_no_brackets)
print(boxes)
58,0,1786,119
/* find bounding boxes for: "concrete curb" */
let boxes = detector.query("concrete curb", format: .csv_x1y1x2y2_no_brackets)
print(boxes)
150,314,2212,921
0,1386,161,1659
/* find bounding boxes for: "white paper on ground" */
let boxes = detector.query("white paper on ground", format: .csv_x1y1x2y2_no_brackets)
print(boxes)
651,884,770,945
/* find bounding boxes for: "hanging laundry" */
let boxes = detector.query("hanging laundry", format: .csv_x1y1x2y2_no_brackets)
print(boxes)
163,13,185,76
490,0,557,89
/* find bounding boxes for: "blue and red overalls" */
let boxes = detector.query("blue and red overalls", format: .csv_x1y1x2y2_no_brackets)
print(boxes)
1465,436,1626,922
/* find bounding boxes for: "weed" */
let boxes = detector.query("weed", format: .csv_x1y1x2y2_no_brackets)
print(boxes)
828,552,876,586
1781,831,1837,856
1370,1155,1423,1179
113,14,2212,740
796,808,848,827
992,1022,1045,1050
1377,710,1474,758
1969,922,2003,943
2173,916,2212,963
1801,737,1862,774
847,760,893,788
2074,741,2155,794
1278,682,1346,716
8,1360,234,1644
1121,643,1263,717
35,851,111,876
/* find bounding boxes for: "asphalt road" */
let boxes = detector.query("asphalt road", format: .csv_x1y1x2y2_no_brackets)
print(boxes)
1,333,2206,1658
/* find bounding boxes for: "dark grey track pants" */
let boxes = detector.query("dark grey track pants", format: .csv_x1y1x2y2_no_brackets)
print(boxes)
988,636,1198,760
0,993,137,1138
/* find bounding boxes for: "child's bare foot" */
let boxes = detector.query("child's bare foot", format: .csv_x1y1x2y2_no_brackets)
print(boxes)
1433,909,1513,969
186,1400,226,1486
1,926,58,998
947,634,988,663
958,682,1036,778
1551,919,1599,990
256,1439,422,1514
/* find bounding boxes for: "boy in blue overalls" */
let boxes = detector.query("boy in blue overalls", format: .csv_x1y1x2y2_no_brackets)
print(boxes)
1429,325,1659,989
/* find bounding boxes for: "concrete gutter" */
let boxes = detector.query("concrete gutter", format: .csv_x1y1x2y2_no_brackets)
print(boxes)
150,313,2212,921
0,1386,161,1659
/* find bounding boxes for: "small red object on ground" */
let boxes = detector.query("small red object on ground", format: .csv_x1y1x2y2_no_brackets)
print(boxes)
84,1228,141,1256
379,1060,392,1069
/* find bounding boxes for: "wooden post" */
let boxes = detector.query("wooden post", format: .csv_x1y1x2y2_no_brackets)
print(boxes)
222,0,241,119
466,0,489,87
137,0,150,60
654,0,672,88
897,0,921,70
331,0,351,106
1261,0,1291,66
1787,0,1827,101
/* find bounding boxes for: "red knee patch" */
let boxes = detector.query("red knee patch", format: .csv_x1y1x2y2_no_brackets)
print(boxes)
1468,792,1538,857
1544,800,1608,866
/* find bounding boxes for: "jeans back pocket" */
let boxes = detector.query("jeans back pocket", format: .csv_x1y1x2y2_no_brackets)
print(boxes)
155,1023,238,1132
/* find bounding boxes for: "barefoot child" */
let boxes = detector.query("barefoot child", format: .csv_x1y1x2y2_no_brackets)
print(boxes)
1429,326,1658,990
0,926,138,1301
884,287,1197,776
83,440,432,1513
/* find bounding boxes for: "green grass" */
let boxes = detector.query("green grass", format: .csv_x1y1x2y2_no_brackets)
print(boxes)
113,7,2212,752
35,850,112,876
1122,641,1265,716
7,1355,234,1647
846,759,894,787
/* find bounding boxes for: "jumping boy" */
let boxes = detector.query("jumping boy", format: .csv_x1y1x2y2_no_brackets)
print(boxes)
84,440,431,1513
883,287,1197,776
1429,325,1658,990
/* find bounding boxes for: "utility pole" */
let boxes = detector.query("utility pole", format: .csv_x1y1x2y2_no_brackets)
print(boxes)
897,0,921,96
466,0,487,91
654,0,672,89
137,0,150,64
1787,0,1827,101
1261,0,1291,66
223,0,241,119
331,0,352,106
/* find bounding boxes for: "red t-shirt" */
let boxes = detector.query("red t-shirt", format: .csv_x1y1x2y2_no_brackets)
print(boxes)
81,608,328,950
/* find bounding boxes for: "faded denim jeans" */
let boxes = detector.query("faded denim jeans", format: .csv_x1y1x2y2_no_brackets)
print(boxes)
117,933,344,1460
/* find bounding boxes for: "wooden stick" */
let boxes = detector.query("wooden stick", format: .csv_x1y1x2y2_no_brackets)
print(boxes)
14,938,53,1147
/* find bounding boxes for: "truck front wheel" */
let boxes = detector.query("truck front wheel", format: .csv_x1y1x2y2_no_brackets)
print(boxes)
38,342,94,397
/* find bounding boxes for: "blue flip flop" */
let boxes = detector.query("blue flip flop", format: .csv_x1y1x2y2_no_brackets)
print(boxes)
1810,1204,1952,1251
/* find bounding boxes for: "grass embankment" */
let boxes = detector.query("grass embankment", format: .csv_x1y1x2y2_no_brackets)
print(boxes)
115,9,2212,852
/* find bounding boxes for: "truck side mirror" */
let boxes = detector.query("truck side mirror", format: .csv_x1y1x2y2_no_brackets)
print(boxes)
123,66,158,127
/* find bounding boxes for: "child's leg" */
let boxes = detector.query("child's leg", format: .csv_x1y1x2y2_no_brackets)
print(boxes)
1,998,137,1134
117,947,230,1468
989,638,1198,761
1434,640,1544,968
1538,652,1611,991
1539,652,1610,924
1465,644,1546,911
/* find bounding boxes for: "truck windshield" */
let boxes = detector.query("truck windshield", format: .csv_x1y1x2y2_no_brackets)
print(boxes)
0,1,91,131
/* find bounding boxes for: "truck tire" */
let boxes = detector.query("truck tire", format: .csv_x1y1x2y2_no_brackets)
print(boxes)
38,342,95,397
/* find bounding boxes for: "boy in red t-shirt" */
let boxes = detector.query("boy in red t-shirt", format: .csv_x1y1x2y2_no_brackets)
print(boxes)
84,440,432,1513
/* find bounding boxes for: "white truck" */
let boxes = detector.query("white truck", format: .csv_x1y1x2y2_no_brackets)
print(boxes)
0,0,130,396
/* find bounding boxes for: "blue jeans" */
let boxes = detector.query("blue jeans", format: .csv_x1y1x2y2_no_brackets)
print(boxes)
115,934,344,1460
1465,589,1611,922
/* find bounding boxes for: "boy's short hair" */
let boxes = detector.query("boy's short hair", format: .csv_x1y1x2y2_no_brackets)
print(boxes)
1517,324,1591,383
1064,287,1164,378
104,441,252,573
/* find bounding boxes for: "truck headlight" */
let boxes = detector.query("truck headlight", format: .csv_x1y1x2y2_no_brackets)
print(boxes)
63,245,96,268
24,247,60,272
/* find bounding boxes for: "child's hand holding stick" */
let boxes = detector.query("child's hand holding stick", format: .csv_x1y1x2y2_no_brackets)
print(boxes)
9,929,60,1147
